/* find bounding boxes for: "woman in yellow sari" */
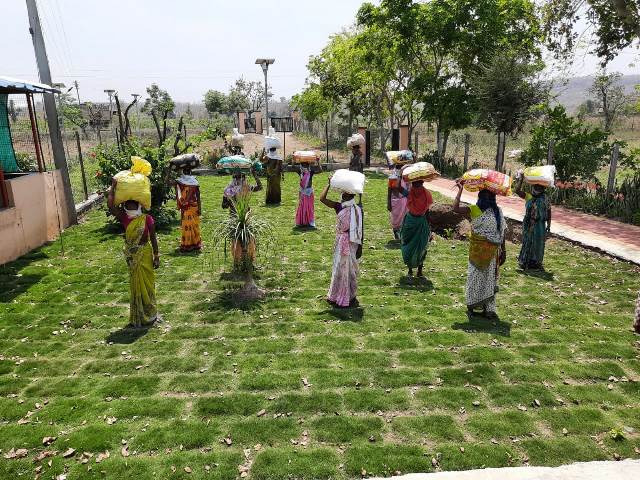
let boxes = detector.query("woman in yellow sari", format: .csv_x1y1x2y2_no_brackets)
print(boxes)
453,182,506,319
175,166,202,252
108,179,160,327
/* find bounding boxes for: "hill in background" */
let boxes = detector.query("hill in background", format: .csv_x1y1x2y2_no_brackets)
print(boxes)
553,74,640,112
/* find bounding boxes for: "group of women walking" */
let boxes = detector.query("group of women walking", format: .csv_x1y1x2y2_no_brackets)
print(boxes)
108,131,554,328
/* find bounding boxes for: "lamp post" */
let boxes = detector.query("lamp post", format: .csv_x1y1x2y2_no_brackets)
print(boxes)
255,58,275,134
131,93,140,133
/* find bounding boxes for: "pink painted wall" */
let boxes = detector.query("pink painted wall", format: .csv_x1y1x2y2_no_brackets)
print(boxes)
0,171,72,265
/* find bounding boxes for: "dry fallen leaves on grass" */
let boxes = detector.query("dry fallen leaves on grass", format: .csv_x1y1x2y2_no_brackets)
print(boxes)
4,448,28,459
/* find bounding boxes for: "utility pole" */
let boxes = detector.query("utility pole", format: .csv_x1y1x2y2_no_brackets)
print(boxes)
73,80,81,104
25,0,77,224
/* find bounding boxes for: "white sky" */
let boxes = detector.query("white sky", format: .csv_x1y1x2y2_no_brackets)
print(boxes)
2,0,638,103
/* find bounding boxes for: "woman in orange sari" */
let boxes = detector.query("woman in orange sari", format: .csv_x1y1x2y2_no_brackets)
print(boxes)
175,165,202,252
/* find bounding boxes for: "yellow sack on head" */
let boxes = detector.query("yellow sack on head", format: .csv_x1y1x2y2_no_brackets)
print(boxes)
113,156,152,210
130,156,152,176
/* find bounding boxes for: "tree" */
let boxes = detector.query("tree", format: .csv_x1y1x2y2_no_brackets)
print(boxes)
291,83,332,122
228,78,269,113
589,71,633,132
8,100,20,123
522,105,612,181
57,92,89,138
204,90,228,115
357,0,543,158
541,0,640,65
471,53,549,167
577,99,597,118
141,84,175,146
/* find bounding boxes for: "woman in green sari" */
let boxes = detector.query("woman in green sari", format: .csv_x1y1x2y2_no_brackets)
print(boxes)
515,179,551,270
399,180,433,277
108,179,160,327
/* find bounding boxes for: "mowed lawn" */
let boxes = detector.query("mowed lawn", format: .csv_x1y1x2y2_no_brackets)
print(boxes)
1,173,639,479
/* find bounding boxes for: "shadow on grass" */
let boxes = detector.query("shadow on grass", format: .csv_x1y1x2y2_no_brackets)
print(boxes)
319,306,365,322
385,240,401,250
90,220,122,242
0,250,48,303
291,226,318,235
517,268,554,281
106,325,152,344
198,288,266,313
167,248,204,258
397,276,434,292
452,314,511,337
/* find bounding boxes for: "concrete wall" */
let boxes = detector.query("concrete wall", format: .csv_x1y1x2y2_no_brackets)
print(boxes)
0,171,72,265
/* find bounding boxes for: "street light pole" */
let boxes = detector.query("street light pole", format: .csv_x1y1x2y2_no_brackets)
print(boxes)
104,89,115,124
255,58,275,134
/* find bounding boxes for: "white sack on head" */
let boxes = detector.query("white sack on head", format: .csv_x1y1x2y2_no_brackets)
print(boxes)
330,169,366,194
264,136,282,150
230,128,245,147
347,133,365,148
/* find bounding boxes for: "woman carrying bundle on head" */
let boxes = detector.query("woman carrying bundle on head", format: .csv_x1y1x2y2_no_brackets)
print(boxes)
515,167,553,270
293,151,322,228
262,129,284,205
399,162,435,277
107,157,160,328
453,181,506,319
170,154,202,252
387,150,414,240
320,170,364,308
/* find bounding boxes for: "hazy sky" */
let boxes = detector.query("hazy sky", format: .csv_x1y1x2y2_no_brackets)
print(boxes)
2,0,638,103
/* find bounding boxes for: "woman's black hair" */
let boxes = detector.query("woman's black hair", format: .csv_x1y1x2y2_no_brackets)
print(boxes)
477,189,501,231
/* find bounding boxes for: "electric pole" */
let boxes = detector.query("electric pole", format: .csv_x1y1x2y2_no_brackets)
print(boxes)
74,80,81,105
25,0,77,224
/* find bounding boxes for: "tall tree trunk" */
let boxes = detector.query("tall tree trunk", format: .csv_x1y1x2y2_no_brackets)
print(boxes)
441,130,450,161
151,111,162,145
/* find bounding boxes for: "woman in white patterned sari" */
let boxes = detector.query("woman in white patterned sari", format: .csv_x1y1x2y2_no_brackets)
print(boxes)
453,181,506,319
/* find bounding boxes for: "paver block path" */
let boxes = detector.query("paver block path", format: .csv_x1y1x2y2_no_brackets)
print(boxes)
372,459,640,480
427,177,640,265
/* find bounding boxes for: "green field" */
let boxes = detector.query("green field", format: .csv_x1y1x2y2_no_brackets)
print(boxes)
1,173,639,479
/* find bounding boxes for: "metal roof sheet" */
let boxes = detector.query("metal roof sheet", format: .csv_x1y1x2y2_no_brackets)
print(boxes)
0,76,60,94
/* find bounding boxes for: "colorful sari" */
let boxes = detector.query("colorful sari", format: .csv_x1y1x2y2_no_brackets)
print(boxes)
518,193,549,269
327,201,362,307
389,177,408,237
295,169,315,227
265,158,282,205
123,214,157,327
400,186,433,268
465,206,505,312
176,176,201,252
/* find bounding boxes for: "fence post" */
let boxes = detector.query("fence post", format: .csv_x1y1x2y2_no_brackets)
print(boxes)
606,143,619,196
75,130,88,201
463,133,470,171
325,120,329,163
547,139,555,165
495,132,505,171
414,131,419,159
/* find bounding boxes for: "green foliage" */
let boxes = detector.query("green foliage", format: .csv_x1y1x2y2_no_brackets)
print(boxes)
203,89,228,115
522,105,612,181
93,139,176,224
141,83,175,118
541,0,640,65
589,71,633,133
14,152,37,172
212,192,274,272
228,77,267,113
471,52,549,137
291,84,331,122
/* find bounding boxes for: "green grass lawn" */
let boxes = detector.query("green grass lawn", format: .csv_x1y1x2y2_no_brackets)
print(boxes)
1,173,639,479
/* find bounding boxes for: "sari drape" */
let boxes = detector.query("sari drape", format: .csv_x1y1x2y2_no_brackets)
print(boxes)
518,194,548,268
400,213,430,268
124,214,157,327
295,169,315,227
177,182,201,252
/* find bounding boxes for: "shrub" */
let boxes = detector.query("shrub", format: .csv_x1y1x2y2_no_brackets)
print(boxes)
93,139,176,226
14,152,37,172
521,106,613,182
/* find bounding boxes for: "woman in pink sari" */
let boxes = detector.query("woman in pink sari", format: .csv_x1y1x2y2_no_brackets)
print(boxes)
320,177,363,308
388,164,408,240
295,163,321,227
